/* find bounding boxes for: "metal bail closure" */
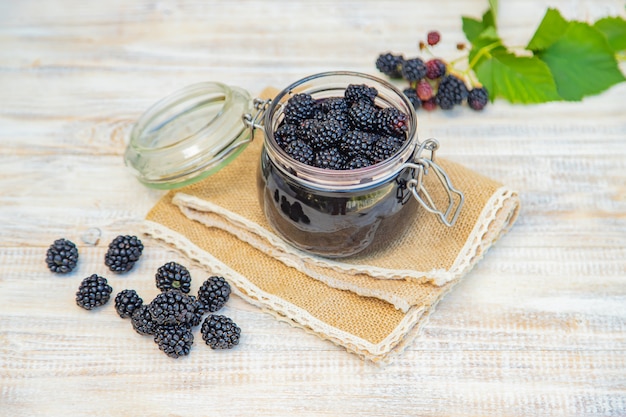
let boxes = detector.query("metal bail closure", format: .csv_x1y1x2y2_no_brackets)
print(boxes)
243,97,272,131
405,138,464,227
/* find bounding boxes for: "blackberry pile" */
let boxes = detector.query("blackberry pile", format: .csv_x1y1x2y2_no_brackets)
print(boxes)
275,84,409,170
121,263,241,358
375,30,489,111
47,235,242,358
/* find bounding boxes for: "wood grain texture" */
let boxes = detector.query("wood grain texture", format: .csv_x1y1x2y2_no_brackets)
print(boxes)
1,1,625,416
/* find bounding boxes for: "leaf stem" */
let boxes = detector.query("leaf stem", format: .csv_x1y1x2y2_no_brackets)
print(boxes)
468,40,502,70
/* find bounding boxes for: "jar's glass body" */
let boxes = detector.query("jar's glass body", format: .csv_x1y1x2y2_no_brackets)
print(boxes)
257,71,420,258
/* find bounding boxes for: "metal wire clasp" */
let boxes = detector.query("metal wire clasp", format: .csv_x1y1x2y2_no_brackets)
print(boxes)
405,138,464,227
243,98,272,132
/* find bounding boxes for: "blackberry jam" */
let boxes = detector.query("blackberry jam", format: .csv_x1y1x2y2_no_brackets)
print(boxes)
257,72,423,258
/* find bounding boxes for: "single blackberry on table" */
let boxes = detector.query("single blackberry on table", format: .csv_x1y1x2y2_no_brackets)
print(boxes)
197,276,231,313
46,238,79,274
368,136,404,163
468,87,489,111
435,74,469,110
284,139,315,165
274,123,298,148
148,289,197,326
376,106,409,137
282,93,315,124
131,304,158,336
155,261,192,293
307,119,346,150
339,130,379,158
427,31,441,46
402,88,421,110
76,274,112,310
314,147,346,170
348,99,379,132
154,324,194,358
344,84,378,105
425,59,447,80
375,53,404,78
114,289,143,319
401,58,427,82
201,314,241,350
104,235,143,273
344,155,373,170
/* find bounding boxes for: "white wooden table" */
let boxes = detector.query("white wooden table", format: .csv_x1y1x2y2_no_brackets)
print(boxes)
1,1,625,416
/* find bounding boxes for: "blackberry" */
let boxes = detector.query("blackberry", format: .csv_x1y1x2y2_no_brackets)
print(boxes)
314,147,346,170
131,304,158,336
368,136,404,163
422,97,437,111
401,58,427,82
376,107,409,137
344,84,378,105
155,261,192,294
375,53,404,78
76,274,112,310
427,31,441,46
201,314,241,350
402,88,421,110
188,295,205,327
197,276,231,313
274,123,298,147
283,93,315,124
320,97,349,113
148,289,197,326
426,59,447,80
348,99,379,132
416,80,433,101
435,75,468,110
295,118,319,142
284,139,314,165
104,235,143,273
114,289,143,319
154,325,194,358
46,238,79,274
344,155,373,169
324,109,350,131
339,130,379,158
308,119,346,150
468,87,489,111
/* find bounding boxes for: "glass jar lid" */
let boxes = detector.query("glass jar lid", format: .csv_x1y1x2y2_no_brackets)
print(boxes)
124,82,255,189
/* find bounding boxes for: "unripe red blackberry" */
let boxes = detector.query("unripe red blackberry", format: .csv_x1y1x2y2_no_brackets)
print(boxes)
427,31,441,46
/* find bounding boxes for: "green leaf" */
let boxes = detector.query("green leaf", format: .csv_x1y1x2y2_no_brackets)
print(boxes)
462,16,486,43
536,22,626,100
474,50,562,104
488,0,498,22
527,8,570,51
482,8,496,29
463,6,499,43
594,16,626,52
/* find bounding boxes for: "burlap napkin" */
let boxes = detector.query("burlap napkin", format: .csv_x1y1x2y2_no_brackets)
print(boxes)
144,87,520,363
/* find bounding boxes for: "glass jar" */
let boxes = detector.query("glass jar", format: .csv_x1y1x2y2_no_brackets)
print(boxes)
125,71,463,258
